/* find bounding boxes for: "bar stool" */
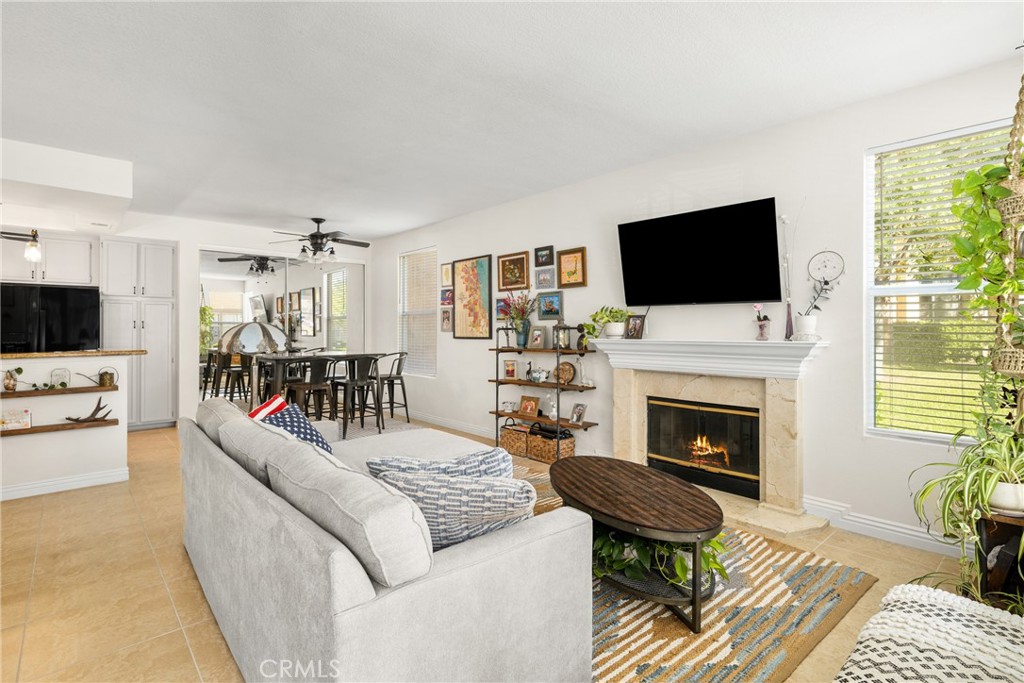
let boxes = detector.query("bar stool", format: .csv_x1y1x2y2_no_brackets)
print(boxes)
201,350,217,400
376,352,410,423
333,356,382,438
285,358,336,421
225,354,252,402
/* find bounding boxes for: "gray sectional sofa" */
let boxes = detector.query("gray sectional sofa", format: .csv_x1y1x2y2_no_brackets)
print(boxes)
179,399,593,682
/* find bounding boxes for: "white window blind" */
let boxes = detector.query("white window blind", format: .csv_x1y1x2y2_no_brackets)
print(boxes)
399,249,437,376
326,268,348,352
870,126,1007,437
208,290,243,343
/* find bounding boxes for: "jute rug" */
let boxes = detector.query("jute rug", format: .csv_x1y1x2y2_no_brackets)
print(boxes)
328,417,424,440
515,468,878,683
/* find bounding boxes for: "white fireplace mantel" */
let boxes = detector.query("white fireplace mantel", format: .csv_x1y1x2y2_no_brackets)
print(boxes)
591,339,829,380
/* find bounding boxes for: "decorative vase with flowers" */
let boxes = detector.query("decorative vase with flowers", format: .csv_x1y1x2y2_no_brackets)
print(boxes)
503,292,537,348
753,304,770,341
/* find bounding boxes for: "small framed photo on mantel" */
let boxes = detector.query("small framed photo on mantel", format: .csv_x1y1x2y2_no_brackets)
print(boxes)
625,314,646,339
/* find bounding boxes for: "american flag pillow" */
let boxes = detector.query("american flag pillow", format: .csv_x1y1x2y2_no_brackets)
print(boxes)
249,394,287,420
261,404,333,454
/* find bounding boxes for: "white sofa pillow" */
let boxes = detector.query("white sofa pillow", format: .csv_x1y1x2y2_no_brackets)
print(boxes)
376,471,536,551
267,445,433,588
195,397,246,447
366,447,513,479
218,416,338,487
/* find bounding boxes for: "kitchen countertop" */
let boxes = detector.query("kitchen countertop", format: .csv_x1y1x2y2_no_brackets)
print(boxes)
0,349,148,360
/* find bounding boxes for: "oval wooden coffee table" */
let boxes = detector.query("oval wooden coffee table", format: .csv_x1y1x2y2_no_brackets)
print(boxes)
549,456,724,633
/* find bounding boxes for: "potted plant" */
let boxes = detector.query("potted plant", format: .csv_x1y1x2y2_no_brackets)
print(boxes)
503,292,537,348
200,305,215,358
753,304,770,341
581,306,631,344
592,522,729,598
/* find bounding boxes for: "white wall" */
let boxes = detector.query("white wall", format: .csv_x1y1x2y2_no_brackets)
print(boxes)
368,58,1022,540
118,212,370,418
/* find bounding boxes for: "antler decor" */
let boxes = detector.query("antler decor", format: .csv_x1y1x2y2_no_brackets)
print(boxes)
66,398,112,423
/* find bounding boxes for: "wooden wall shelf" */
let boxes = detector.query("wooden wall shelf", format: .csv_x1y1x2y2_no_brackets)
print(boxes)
0,419,119,438
489,378,596,392
490,410,596,431
489,347,594,356
0,385,118,399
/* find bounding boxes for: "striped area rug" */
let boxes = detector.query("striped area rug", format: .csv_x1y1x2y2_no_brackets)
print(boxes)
516,468,877,683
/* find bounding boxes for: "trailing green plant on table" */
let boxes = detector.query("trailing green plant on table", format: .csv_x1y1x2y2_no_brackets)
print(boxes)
580,306,631,344
592,522,728,590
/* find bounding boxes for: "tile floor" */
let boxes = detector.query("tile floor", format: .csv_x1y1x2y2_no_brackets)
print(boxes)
0,425,954,682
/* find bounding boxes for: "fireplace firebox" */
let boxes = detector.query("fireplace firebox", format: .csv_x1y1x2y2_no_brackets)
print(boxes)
646,396,759,499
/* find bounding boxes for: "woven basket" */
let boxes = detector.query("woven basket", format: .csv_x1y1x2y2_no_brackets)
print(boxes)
992,346,1024,379
499,424,528,457
526,433,575,464
996,176,1024,226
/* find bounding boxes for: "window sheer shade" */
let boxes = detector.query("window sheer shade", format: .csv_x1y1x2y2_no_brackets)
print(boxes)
871,127,1007,437
399,249,437,376
327,269,348,352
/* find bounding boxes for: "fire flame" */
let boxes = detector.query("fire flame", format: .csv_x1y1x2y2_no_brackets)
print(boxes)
689,434,731,468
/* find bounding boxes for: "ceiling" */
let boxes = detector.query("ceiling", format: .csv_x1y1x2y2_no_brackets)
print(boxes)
3,2,1020,239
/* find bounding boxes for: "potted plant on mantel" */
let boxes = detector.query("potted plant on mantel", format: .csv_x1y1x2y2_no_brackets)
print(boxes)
912,160,1024,614
580,306,631,346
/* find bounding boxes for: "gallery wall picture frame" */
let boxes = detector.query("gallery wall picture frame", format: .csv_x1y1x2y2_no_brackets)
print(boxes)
557,247,587,288
526,326,547,349
440,262,453,288
440,288,454,306
518,395,540,417
535,267,556,290
625,314,646,339
535,245,554,267
452,254,493,339
497,251,530,291
503,360,518,379
440,307,453,333
249,294,268,322
299,288,315,336
496,299,510,320
537,290,563,321
289,292,300,311
275,297,284,314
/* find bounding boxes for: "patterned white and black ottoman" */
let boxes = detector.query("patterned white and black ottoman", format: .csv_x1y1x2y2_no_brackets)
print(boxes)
835,583,1024,682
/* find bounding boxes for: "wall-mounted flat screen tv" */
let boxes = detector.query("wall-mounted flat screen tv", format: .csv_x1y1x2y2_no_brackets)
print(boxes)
618,197,782,307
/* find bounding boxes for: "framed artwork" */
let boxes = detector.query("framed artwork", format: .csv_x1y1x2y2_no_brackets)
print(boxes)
452,254,492,339
557,247,587,288
625,314,646,339
440,307,453,333
535,245,554,267
497,251,530,291
518,395,540,417
275,297,284,314
289,292,300,311
535,267,556,290
537,291,563,321
503,360,518,379
299,288,315,336
496,299,510,320
526,326,547,349
440,288,454,306
440,262,453,288
569,403,587,425
248,294,267,322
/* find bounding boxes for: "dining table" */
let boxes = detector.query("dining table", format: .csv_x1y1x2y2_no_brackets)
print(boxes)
247,350,385,411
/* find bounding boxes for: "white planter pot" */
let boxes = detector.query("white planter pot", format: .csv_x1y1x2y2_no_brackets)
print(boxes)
792,315,820,341
989,481,1024,513
604,322,627,339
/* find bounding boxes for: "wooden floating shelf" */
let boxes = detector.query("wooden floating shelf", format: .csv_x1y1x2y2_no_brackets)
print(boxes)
489,347,595,355
489,410,596,431
0,419,119,438
0,385,119,399
488,378,596,392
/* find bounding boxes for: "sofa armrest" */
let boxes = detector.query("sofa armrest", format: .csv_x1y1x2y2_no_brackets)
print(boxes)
331,506,594,683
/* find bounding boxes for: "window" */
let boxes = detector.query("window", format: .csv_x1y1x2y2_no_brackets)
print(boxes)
399,248,437,376
870,126,1008,438
326,268,348,352
208,290,243,343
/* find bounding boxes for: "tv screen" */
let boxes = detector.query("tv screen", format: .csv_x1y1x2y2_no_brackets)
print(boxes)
0,284,100,353
618,197,782,307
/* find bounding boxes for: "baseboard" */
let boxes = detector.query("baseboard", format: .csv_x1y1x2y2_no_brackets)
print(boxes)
803,495,960,557
408,410,494,440
2,468,129,501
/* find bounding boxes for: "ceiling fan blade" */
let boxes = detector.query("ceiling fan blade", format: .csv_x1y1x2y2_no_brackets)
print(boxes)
216,257,253,262
268,237,308,244
330,237,371,248
322,231,348,239
273,230,308,237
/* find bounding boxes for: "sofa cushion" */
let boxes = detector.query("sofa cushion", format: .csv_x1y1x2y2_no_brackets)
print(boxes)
366,447,513,479
218,416,337,487
262,404,333,454
375,471,536,550
195,398,246,447
248,393,287,420
267,445,433,587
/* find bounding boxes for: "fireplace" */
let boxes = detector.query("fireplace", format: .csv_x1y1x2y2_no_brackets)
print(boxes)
647,396,760,499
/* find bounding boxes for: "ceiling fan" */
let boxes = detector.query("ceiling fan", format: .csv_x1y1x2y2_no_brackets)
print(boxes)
271,218,370,263
217,254,281,277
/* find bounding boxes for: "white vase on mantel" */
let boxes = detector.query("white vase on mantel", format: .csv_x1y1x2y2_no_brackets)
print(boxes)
604,322,626,339
791,315,820,342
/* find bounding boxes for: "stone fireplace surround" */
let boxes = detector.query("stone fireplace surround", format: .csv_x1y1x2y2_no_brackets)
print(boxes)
593,339,829,535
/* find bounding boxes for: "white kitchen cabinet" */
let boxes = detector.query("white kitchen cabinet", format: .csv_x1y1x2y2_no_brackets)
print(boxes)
139,243,175,298
2,233,98,285
100,297,176,426
100,240,140,295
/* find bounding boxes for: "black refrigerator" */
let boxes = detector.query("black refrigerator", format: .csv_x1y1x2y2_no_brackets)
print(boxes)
0,284,101,353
